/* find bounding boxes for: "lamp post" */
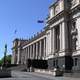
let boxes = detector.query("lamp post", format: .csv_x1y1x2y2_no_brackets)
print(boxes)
4,44,7,66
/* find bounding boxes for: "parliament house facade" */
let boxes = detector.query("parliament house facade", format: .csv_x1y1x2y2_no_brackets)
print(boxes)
12,0,80,72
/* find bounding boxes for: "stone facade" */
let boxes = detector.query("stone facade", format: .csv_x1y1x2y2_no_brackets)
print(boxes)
11,38,28,64
12,0,80,71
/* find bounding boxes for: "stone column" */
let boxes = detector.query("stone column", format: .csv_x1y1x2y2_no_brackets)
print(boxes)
33,44,35,59
27,47,28,59
30,45,32,59
60,24,62,51
28,46,29,59
24,48,26,64
25,48,28,64
62,21,73,71
46,34,48,58
26,47,28,58
60,21,70,53
31,45,33,59
39,40,42,59
54,28,57,53
62,22,69,51
28,46,30,59
25,47,28,67
37,42,39,59
36,42,38,59
30,45,31,59
43,38,46,59
17,48,20,64
21,48,25,64
51,28,55,54
34,43,36,59
30,45,33,59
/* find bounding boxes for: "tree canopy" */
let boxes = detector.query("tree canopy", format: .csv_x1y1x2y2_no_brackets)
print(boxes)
0,55,12,65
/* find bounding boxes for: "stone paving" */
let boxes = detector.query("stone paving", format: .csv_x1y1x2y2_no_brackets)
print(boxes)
0,71,80,80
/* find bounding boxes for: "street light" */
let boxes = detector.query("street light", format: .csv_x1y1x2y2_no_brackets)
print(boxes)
4,44,7,66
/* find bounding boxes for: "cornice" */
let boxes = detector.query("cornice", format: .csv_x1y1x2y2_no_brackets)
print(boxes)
47,11,64,25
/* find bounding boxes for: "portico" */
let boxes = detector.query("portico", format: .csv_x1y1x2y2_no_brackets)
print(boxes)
19,31,47,68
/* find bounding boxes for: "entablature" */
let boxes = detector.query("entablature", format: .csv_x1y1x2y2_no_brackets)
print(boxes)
23,34,46,49
46,11,64,27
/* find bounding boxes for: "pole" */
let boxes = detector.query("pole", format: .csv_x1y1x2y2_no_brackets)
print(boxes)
4,44,7,66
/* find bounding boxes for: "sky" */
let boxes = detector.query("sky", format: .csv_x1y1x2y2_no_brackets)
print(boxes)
0,0,56,59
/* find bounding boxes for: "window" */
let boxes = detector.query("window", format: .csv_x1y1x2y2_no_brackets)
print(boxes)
74,58,78,66
56,59,58,67
50,7,54,18
53,60,55,67
54,3,60,15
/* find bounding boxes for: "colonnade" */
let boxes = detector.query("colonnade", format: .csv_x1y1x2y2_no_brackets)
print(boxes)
22,37,46,64
47,22,68,58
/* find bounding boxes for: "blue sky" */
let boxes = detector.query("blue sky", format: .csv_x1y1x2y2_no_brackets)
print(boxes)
0,0,55,59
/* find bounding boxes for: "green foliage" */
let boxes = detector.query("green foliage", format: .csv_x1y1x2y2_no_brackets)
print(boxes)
0,55,12,65
6,55,12,64
0,58,4,65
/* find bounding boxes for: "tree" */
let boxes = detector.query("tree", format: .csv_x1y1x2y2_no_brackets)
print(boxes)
0,59,3,65
0,55,12,65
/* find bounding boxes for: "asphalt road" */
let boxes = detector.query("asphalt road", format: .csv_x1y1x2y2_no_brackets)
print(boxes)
0,71,80,80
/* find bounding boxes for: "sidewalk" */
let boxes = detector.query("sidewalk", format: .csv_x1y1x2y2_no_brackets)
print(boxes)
30,72,80,80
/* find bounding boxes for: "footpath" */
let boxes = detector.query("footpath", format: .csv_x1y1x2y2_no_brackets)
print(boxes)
30,71,80,80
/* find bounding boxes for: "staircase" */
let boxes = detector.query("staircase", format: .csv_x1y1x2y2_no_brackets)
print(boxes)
63,71,80,78
8,65,27,71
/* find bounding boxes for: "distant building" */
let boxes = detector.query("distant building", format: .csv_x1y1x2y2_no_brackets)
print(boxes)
11,38,28,64
12,0,80,71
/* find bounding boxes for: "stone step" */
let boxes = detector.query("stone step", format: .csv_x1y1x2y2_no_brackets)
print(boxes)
63,72,80,78
0,68,11,78
8,65,27,71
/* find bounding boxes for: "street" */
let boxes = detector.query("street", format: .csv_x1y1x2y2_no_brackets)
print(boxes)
0,71,80,80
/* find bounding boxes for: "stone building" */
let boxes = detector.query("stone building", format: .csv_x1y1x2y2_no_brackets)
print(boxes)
11,38,28,64
12,0,80,71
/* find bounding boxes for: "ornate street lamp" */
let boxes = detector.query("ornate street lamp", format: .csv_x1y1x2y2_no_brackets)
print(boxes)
4,44,7,66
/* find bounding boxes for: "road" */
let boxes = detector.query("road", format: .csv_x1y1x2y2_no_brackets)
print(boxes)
0,71,80,80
